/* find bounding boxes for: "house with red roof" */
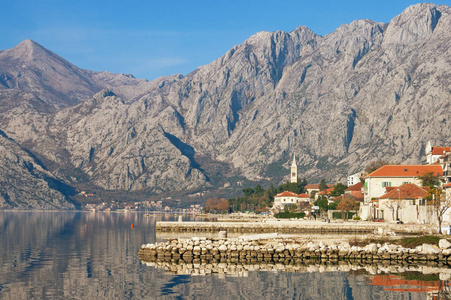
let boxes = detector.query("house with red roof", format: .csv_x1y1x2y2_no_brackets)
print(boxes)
360,164,444,220
372,183,430,223
272,191,311,210
362,165,443,203
426,141,450,165
344,182,364,201
305,184,334,197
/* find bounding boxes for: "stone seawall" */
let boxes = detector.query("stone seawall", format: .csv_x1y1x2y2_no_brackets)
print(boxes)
139,237,451,266
155,221,433,235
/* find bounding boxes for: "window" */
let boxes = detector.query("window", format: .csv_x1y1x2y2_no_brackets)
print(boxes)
402,182,411,185
382,182,391,187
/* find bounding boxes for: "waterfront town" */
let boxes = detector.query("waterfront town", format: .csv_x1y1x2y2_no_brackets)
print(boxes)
266,140,451,228
87,140,451,231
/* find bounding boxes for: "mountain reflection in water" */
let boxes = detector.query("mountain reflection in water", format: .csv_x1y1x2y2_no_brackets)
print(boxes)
0,211,446,299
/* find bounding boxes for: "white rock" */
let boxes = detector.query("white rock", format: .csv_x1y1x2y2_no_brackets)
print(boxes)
421,244,440,254
439,239,451,250
218,245,228,251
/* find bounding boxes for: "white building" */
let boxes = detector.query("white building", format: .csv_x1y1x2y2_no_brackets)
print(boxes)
445,183,451,201
347,172,363,187
273,191,310,209
372,183,429,223
369,183,451,225
425,141,450,165
360,164,443,220
362,165,443,203
291,154,297,183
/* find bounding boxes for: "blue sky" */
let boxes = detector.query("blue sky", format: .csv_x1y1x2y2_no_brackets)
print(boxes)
1,1,447,80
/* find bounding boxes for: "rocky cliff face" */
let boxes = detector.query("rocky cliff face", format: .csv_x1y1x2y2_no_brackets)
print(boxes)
0,131,75,209
0,3,450,207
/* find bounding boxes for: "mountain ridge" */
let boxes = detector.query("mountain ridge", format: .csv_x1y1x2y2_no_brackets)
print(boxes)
0,3,450,209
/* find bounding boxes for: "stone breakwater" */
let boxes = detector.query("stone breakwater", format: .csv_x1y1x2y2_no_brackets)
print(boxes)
155,221,433,235
139,237,451,266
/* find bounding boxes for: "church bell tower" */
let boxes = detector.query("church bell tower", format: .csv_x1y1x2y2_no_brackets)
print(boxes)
290,154,297,183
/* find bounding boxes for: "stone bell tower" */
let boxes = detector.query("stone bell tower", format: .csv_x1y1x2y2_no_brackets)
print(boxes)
290,154,297,183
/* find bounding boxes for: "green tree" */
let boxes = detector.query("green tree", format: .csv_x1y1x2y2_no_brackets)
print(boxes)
254,184,264,196
277,182,305,194
328,200,338,210
242,187,254,197
319,179,328,191
315,196,329,212
330,183,348,197
418,172,440,188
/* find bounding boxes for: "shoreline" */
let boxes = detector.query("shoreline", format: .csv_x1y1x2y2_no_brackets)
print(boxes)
139,235,451,276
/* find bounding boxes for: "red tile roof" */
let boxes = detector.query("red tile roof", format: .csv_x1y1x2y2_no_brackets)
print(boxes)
444,183,451,189
345,182,363,191
274,191,309,198
378,183,429,200
305,184,334,189
298,193,310,198
318,187,334,195
367,165,443,178
275,191,299,197
431,147,450,155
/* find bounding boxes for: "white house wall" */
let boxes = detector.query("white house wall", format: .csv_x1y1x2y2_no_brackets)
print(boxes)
364,177,422,203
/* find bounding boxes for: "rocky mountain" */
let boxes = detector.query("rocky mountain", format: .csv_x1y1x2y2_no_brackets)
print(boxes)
1,3,451,208
0,130,76,209
0,39,182,109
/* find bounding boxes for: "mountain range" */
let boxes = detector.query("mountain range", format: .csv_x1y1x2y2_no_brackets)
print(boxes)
1,3,450,209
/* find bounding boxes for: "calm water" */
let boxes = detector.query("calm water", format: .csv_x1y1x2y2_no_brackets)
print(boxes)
0,212,447,299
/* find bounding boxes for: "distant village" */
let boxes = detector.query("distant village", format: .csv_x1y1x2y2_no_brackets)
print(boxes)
83,198,202,214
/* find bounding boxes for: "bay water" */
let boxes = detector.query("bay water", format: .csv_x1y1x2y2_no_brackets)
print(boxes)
0,211,446,299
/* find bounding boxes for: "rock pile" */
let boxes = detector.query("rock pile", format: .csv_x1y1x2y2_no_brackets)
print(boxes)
139,237,451,265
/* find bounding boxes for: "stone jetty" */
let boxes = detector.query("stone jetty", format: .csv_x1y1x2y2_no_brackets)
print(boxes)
139,236,451,268
155,220,434,235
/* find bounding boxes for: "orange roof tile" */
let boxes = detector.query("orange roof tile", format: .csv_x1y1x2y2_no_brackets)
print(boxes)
431,147,450,155
345,182,363,191
367,165,443,178
378,183,429,200
275,191,299,197
275,191,310,198
297,193,310,198
444,183,451,188
318,187,334,195
305,184,334,189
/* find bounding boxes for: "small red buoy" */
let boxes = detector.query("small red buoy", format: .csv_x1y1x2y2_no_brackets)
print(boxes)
131,224,134,229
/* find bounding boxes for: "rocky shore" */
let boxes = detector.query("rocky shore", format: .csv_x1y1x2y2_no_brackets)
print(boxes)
139,236,451,268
